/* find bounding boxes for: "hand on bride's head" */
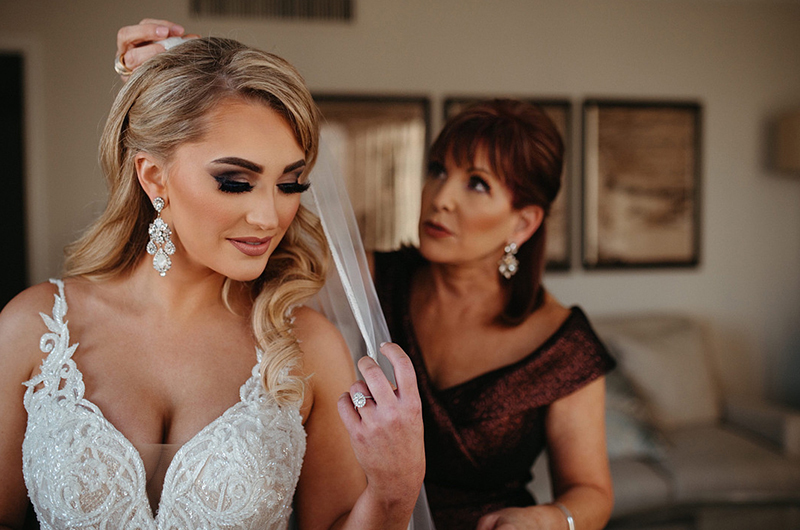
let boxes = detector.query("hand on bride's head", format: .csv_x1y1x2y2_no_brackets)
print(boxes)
115,18,196,79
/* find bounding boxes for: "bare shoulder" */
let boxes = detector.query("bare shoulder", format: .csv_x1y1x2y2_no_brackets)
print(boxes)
0,281,66,379
0,281,65,338
291,305,353,372
291,306,356,420
534,290,572,329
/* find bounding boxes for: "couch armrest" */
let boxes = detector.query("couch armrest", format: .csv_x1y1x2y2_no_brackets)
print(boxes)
723,397,800,457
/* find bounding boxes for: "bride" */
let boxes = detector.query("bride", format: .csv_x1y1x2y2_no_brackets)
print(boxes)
0,36,424,529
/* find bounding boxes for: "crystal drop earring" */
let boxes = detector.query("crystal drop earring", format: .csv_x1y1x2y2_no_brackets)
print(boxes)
498,241,519,279
146,197,175,277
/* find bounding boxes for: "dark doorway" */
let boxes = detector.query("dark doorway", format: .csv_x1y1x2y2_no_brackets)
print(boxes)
0,53,28,308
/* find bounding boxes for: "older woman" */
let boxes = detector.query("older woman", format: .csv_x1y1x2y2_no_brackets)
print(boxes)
373,100,615,530
114,21,615,530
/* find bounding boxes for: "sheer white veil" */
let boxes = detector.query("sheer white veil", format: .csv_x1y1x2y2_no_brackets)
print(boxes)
302,143,435,530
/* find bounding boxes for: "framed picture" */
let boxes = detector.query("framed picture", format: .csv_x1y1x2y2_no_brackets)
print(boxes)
444,97,572,270
582,100,702,268
314,95,431,252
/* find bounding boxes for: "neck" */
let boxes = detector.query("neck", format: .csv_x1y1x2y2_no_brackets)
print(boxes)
422,256,507,320
123,257,241,319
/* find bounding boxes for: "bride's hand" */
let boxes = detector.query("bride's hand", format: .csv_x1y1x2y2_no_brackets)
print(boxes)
338,343,425,509
115,18,195,79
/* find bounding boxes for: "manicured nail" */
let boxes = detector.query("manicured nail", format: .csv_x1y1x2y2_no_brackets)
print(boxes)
171,24,185,35
155,26,169,38
380,342,388,348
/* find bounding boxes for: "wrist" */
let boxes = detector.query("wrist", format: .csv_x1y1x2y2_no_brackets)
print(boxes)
552,501,575,530
356,481,419,528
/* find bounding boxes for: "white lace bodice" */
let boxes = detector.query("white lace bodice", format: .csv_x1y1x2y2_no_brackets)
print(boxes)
22,279,306,529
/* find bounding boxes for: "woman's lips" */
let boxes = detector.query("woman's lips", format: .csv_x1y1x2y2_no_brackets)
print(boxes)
422,220,453,239
228,237,272,257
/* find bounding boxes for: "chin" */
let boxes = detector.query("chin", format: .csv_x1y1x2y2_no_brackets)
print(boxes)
216,260,271,283
417,239,454,265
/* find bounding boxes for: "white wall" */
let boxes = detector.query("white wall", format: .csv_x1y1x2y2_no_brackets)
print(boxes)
2,0,800,405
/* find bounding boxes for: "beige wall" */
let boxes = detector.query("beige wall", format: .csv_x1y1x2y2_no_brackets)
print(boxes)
2,0,800,405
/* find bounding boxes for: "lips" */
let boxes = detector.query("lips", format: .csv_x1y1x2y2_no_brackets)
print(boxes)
228,237,273,257
422,220,453,238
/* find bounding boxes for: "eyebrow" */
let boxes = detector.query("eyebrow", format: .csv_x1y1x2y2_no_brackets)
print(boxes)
467,165,492,175
211,157,263,173
283,159,307,173
210,157,306,175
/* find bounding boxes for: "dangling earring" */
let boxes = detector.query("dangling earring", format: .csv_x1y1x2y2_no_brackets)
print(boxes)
147,197,175,277
498,241,519,279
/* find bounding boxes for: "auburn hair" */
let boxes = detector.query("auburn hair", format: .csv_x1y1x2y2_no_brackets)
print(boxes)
429,99,564,325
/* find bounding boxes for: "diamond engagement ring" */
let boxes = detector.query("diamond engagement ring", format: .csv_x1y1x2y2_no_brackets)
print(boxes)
351,391,372,409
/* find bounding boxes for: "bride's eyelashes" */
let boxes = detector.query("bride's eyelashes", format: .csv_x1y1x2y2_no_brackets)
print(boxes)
214,174,253,193
277,181,311,194
213,174,310,194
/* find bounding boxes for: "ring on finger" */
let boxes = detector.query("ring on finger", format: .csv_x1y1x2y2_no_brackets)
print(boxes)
114,54,133,76
351,391,373,409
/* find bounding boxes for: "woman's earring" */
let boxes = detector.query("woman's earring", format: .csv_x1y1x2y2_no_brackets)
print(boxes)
147,197,175,277
498,242,519,279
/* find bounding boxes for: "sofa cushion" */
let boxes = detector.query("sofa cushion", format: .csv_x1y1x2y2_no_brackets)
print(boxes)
610,458,672,517
593,315,720,429
663,424,800,503
606,369,667,460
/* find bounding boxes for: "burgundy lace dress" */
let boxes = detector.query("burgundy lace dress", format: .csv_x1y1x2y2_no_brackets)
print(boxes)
374,248,615,530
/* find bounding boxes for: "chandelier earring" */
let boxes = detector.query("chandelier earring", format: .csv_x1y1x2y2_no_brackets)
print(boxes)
498,241,519,279
146,197,176,277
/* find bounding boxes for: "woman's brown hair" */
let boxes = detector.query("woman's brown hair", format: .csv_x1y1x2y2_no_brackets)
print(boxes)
429,99,564,325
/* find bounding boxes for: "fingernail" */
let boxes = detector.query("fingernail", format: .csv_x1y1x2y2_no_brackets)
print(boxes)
380,342,388,347
156,26,169,38
172,24,185,35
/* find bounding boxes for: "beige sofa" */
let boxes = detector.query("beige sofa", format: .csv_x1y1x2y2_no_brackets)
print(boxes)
530,313,800,527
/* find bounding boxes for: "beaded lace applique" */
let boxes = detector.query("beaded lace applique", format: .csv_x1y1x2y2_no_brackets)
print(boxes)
22,279,306,529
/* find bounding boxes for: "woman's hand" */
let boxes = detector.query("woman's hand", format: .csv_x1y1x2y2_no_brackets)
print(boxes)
476,505,565,530
115,19,194,79
338,343,425,520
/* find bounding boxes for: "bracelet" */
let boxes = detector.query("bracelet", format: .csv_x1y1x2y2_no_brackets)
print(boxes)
553,501,575,530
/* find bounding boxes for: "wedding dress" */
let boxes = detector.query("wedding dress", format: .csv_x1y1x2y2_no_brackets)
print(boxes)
22,279,306,529
21,142,434,530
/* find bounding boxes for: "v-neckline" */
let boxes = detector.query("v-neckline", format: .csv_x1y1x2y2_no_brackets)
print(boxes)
403,274,578,394
71,347,258,521
37,280,261,522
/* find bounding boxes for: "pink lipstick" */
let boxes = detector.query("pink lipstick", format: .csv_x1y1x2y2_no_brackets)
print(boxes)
228,237,272,257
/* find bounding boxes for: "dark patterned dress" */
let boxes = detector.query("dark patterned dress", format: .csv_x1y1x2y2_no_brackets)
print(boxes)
374,248,615,530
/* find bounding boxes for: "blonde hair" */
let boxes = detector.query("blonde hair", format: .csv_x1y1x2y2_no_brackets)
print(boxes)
65,37,328,405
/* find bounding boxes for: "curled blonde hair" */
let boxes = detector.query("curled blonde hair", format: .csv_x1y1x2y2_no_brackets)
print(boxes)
65,37,328,405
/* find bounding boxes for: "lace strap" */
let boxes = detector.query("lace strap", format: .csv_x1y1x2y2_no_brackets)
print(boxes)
27,279,80,387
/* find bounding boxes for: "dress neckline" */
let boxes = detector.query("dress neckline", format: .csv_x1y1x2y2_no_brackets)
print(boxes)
402,281,582,394
27,279,264,521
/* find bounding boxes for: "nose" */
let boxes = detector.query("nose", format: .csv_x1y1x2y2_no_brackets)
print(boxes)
245,191,280,231
428,176,457,213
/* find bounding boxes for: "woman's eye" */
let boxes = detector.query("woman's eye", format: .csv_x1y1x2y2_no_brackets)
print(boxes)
427,161,446,180
468,175,490,193
277,181,311,194
214,175,253,194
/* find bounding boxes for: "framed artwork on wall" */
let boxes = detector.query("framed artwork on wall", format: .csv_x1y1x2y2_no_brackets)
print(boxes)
444,97,573,270
582,100,702,269
314,95,431,252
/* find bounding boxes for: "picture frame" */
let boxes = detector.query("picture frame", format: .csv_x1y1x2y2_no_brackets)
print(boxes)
582,100,702,269
444,97,573,271
314,94,431,252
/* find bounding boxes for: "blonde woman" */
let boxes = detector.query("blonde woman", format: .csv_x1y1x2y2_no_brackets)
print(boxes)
0,37,423,529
